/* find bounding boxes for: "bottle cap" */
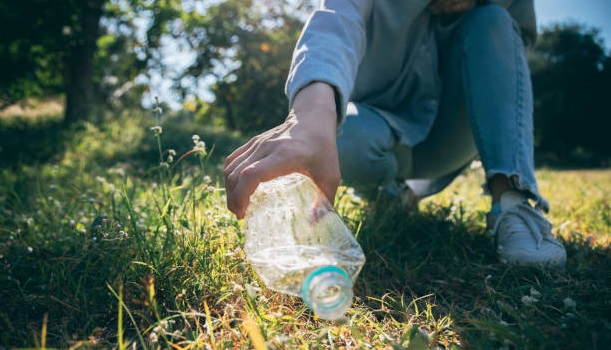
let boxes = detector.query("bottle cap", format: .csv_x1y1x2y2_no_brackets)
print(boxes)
302,265,353,320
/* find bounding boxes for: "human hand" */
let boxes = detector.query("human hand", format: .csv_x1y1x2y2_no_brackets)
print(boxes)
428,0,475,14
224,82,340,219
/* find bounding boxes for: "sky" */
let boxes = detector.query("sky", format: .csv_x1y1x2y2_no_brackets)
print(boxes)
535,0,611,50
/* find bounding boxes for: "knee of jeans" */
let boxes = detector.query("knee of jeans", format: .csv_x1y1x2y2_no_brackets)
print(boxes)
337,109,393,166
338,129,384,175
337,132,397,191
461,4,514,43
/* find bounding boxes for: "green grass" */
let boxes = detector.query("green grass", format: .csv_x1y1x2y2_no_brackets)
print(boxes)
0,108,609,349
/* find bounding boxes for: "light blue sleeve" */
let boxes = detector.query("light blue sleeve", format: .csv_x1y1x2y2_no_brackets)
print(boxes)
285,0,372,122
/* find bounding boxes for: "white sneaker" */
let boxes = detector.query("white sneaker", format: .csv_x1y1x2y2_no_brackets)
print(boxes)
375,180,419,211
489,191,567,267
398,181,419,211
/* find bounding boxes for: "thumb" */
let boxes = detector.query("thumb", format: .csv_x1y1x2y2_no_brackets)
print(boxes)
308,167,341,207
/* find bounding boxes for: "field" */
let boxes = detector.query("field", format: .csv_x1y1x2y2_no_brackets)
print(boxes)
0,108,609,349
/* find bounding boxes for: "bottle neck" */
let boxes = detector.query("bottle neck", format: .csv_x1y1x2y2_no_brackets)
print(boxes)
302,265,353,320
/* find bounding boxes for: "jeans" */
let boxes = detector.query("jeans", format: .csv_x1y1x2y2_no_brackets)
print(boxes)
337,5,549,211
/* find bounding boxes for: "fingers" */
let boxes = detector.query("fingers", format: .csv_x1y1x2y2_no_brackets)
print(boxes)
225,126,289,218
224,142,266,205
225,123,290,176
224,109,338,219
225,136,257,167
224,138,263,183
226,154,289,219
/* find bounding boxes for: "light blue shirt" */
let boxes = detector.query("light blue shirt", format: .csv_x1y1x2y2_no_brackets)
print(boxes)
285,0,536,147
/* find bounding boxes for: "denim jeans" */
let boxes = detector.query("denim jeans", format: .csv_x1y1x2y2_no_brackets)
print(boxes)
337,5,549,211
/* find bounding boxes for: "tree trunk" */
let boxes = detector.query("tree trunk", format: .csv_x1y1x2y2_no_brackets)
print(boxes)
64,0,104,125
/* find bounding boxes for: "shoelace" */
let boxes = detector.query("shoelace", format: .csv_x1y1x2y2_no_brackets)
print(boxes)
492,203,552,250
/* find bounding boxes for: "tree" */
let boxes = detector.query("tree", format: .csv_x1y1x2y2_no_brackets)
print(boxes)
529,24,611,164
209,6,306,132
0,0,181,124
0,0,69,109
0,0,106,123
0,0,310,130
64,0,106,124
174,0,311,132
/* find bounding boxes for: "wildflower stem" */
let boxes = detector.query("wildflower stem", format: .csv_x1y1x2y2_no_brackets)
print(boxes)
153,97,169,202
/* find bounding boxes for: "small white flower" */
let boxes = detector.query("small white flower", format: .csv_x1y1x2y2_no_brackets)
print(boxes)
109,167,126,177
521,295,539,305
167,149,176,163
193,140,206,151
149,332,158,343
27,247,33,253
232,282,244,292
150,126,163,135
192,134,200,142
563,297,577,308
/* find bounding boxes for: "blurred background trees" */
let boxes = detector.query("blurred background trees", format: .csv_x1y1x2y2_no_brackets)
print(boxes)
528,24,611,165
0,0,310,128
0,0,105,123
0,0,609,165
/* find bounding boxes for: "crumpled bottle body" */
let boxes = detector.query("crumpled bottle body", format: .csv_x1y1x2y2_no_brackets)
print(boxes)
244,173,366,320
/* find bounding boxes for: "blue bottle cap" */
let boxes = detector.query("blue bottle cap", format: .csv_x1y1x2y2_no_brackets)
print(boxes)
302,265,353,320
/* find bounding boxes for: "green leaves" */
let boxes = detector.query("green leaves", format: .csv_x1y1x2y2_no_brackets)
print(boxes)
529,24,611,164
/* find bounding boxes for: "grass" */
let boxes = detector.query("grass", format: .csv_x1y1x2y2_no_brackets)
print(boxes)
0,106,609,349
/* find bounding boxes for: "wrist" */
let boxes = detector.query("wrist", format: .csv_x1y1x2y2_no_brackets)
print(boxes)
291,82,337,129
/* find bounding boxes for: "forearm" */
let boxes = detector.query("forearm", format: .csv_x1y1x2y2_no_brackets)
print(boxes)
285,0,371,122
291,82,337,130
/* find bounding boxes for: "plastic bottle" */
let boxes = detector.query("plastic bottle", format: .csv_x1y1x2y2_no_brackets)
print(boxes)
244,173,366,320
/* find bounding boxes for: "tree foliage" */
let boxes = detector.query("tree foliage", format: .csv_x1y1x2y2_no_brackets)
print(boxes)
529,24,611,164
172,0,311,132
0,0,309,130
2,1,610,164
0,0,77,108
0,0,139,122
209,1,308,132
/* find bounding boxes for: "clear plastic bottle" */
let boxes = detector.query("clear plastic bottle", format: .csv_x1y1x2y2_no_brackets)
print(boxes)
244,173,366,320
